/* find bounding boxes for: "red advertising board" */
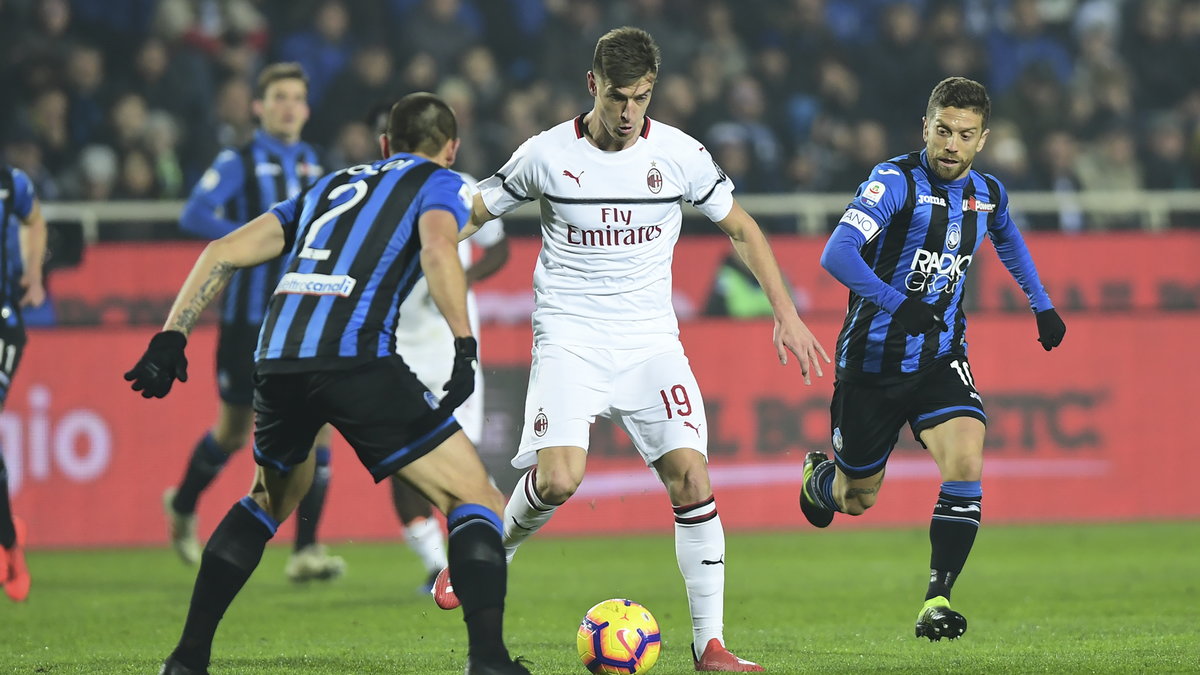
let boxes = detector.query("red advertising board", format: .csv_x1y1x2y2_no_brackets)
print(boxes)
13,233,1199,547
6,313,1197,549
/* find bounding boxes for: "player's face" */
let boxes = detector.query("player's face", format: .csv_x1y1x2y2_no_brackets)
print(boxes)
922,107,989,181
255,78,310,142
588,71,655,148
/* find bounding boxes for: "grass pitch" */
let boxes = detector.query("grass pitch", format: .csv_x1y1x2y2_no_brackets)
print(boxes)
2,521,1198,674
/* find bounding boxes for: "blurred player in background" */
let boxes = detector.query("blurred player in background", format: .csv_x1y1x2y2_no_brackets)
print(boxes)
800,76,1067,640
369,102,511,595
162,63,345,582
127,92,530,675
433,27,829,672
0,163,47,603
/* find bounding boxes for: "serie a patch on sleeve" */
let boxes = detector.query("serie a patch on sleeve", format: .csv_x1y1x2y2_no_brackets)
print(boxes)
860,180,886,207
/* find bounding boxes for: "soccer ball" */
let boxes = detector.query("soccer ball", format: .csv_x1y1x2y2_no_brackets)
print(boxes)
576,598,662,674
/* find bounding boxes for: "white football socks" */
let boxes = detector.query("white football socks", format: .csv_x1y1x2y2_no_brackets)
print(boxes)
502,468,556,563
403,516,447,574
674,496,725,657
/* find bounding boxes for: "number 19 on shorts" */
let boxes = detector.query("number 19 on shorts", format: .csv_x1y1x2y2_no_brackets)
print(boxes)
659,384,692,419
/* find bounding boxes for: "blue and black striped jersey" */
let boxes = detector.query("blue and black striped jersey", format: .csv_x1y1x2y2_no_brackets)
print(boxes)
182,129,322,327
256,153,471,373
0,166,35,318
823,150,1053,383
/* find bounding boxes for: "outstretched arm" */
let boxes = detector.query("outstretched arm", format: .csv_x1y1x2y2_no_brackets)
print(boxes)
164,212,287,335
458,192,501,242
714,200,830,384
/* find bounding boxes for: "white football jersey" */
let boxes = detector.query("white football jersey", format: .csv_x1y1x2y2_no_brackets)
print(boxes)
478,116,735,347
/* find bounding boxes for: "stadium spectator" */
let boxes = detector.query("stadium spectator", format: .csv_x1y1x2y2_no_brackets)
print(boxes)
1143,112,1194,191
25,88,72,175
1124,0,1189,113
1029,129,1087,232
1075,123,1145,228
64,44,109,150
857,1,937,144
278,0,353,105
705,77,785,193
310,44,398,145
398,0,484,75
211,76,255,149
985,0,1074,95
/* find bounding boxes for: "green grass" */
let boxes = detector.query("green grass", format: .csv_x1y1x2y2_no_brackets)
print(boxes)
3,522,1199,674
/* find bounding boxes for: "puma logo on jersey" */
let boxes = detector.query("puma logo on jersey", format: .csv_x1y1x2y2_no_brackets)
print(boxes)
684,421,703,437
563,169,584,187
700,556,724,565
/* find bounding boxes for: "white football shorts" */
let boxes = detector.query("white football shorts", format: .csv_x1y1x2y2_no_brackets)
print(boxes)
514,340,708,468
397,336,484,446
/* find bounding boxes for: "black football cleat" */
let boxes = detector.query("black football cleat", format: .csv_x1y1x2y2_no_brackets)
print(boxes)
799,451,835,528
464,655,533,674
159,657,209,675
915,596,967,641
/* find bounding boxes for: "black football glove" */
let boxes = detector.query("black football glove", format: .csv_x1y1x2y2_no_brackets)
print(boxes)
124,330,189,398
439,336,478,414
1035,308,1066,351
892,298,949,337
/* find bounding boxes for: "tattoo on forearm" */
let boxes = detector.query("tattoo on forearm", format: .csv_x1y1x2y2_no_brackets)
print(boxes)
171,262,234,333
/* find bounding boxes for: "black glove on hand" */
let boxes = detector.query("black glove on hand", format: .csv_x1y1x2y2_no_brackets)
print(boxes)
893,298,949,337
439,336,478,414
1035,308,1066,351
124,330,188,399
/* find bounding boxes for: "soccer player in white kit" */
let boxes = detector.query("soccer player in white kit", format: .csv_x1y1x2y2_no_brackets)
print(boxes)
434,27,829,672
391,173,508,594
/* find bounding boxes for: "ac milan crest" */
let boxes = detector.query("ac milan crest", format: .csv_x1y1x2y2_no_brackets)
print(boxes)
533,410,549,437
646,167,663,194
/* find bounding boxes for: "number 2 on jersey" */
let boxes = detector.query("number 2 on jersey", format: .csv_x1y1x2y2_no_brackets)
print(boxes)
659,384,692,419
299,181,368,260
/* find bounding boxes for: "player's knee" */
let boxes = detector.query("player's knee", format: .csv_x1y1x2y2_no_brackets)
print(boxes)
536,469,580,505
663,467,711,505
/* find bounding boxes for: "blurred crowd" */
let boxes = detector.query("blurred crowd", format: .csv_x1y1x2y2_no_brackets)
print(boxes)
2,0,1200,232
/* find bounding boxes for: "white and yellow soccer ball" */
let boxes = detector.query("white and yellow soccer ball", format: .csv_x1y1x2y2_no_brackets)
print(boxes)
576,598,662,674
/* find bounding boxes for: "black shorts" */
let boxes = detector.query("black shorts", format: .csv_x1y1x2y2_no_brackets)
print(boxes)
216,322,258,406
252,355,461,482
830,356,987,479
0,319,26,406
